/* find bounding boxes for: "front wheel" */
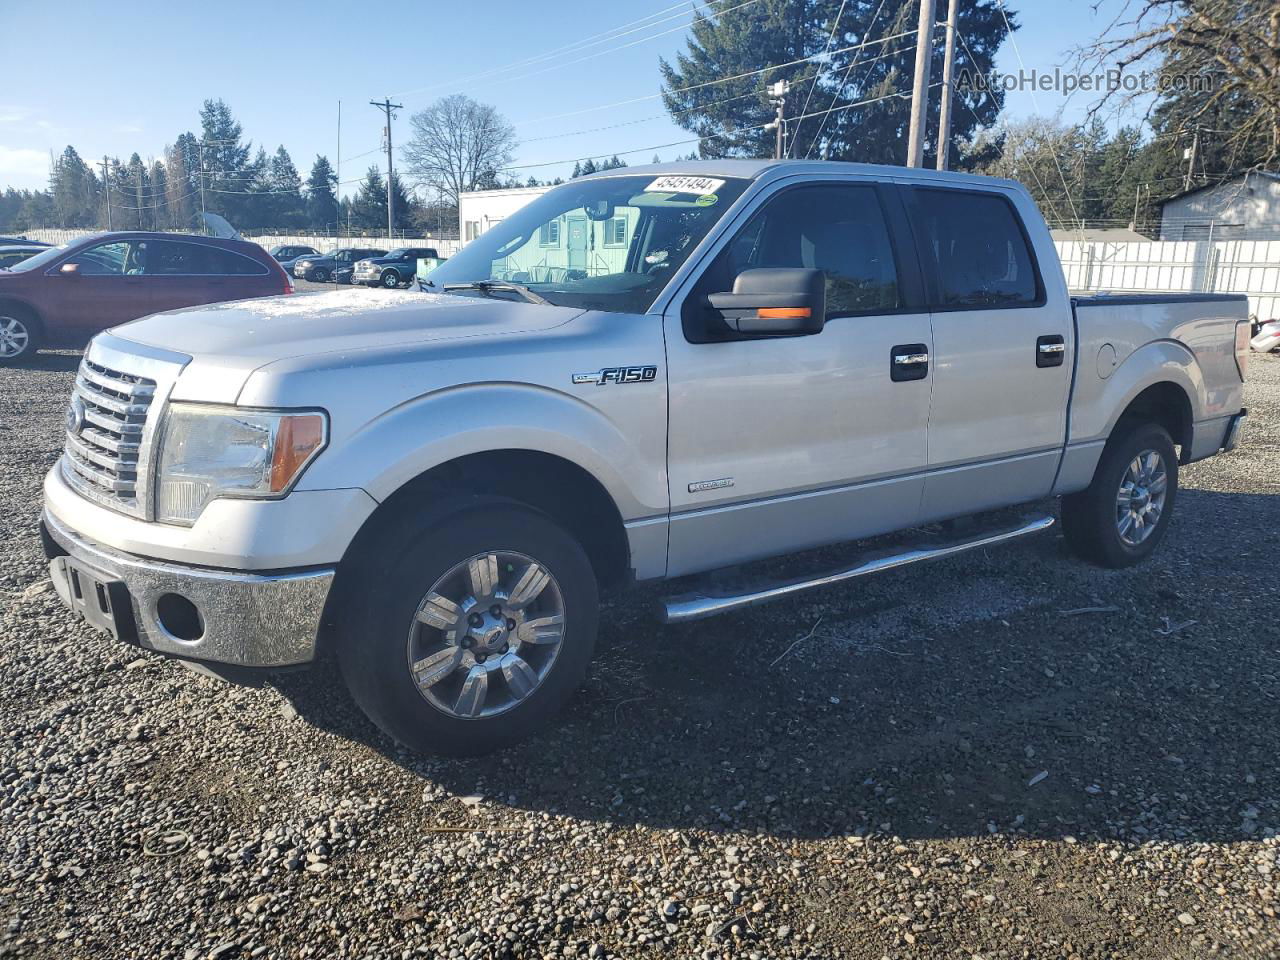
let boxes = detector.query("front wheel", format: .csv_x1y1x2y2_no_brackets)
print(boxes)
1061,422,1179,567
0,309,41,366
311,268,329,283
337,500,599,756
381,270,401,289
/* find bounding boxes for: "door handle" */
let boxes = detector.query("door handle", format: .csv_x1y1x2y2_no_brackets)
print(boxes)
1036,335,1066,368
891,344,929,382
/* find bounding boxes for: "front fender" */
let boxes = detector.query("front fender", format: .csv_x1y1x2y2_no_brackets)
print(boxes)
1068,339,1205,445
297,381,667,523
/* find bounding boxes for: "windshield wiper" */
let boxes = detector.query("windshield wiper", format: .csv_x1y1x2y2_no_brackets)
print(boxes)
442,280,551,306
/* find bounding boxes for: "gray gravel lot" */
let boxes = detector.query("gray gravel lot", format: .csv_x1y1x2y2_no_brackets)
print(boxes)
1,346,1277,960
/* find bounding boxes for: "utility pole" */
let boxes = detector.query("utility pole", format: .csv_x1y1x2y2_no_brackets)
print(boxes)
99,156,112,230
935,0,959,171
1183,126,1200,192
764,80,790,160
336,100,341,239
907,0,938,168
197,142,207,217
370,97,403,240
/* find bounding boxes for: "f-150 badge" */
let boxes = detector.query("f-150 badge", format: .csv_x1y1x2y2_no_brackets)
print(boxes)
572,366,658,386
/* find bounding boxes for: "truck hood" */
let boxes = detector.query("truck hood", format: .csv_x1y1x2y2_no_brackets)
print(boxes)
111,288,583,404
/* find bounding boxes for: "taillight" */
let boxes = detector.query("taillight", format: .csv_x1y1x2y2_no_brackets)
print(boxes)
284,274,295,295
1234,320,1249,381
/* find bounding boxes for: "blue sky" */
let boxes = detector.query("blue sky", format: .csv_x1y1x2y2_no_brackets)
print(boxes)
0,0,1139,196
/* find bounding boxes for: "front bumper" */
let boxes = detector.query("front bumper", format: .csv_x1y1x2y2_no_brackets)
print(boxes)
42,509,332,668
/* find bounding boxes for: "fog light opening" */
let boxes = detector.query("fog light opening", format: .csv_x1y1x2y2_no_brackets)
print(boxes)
156,593,205,642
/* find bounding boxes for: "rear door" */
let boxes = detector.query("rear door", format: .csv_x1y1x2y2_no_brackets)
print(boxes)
903,185,1073,519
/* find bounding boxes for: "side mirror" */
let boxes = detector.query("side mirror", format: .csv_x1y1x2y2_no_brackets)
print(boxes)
59,262,80,277
706,268,825,336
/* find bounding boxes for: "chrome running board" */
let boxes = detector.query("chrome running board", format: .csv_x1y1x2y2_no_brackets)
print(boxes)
659,514,1055,624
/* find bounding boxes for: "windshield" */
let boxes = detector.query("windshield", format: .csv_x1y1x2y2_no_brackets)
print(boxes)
385,248,410,258
5,243,70,273
430,174,749,314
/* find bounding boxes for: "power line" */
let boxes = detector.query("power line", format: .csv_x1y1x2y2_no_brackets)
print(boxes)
789,0,851,157
514,29,915,129
391,0,761,102
806,0,893,159
392,0,726,99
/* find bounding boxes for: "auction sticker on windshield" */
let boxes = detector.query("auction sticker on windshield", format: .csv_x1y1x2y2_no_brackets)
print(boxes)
646,175,726,195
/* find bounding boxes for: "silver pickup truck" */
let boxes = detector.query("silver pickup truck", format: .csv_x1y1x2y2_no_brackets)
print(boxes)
41,161,1250,755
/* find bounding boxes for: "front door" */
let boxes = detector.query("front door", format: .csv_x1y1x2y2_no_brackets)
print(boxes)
903,186,1073,519
663,180,934,577
566,217,588,273
46,239,151,340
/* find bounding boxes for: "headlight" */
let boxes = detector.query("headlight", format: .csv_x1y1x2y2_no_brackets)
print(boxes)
156,403,328,525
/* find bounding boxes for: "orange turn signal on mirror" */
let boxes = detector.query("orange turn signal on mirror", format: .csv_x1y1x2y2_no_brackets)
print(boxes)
756,307,811,319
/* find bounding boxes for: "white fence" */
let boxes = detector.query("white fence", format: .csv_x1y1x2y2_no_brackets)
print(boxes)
1055,239,1280,321
13,228,1279,320
20,228,462,259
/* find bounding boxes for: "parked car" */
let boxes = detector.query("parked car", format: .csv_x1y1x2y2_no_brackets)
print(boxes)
39,162,1249,757
352,247,440,288
0,235,49,247
0,244,47,269
292,247,385,283
268,244,319,263
0,231,291,364
1252,318,1280,352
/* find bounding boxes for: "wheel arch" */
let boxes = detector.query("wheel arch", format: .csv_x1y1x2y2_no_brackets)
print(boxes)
0,296,44,329
1112,380,1194,461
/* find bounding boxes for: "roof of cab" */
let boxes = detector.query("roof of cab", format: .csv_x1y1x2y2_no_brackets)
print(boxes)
578,158,1025,193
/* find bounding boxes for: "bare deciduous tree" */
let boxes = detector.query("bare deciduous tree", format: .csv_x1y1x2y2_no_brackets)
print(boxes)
1076,1,1280,160
401,95,517,211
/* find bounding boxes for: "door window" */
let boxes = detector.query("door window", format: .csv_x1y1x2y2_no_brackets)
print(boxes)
702,184,901,318
65,240,134,276
913,189,1041,307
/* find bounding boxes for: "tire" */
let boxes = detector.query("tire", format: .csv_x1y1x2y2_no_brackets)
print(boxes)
0,306,42,366
381,270,400,289
336,498,599,756
311,268,329,283
1061,421,1179,568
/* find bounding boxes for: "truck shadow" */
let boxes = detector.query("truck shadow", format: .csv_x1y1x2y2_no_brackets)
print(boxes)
279,486,1279,843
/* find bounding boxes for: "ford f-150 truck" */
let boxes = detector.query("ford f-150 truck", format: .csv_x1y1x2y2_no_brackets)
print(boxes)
40,161,1250,756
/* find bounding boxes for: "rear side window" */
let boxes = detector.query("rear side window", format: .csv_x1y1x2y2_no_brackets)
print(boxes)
914,189,1040,307
203,246,268,275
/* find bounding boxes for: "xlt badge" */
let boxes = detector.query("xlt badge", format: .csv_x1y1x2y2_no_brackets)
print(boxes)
572,366,658,386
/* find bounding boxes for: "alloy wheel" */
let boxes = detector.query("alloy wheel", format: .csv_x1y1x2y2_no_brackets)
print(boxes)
1115,449,1168,546
0,316,30,359
406,551,566,720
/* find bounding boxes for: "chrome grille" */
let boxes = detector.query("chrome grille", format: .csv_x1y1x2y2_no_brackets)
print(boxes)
61,358,157,515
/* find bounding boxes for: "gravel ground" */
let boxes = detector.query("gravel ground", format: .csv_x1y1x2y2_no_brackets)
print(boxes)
1,349,1277,960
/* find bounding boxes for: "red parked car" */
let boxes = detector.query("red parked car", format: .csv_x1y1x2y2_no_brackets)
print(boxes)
0,232,293,365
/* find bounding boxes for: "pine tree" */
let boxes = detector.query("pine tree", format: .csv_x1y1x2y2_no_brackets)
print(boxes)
165,141,196,228
354,166,387,229
306,156,339,231
661,0,1012,167
50,146,96,227
149,160,168,230
198,99,254,224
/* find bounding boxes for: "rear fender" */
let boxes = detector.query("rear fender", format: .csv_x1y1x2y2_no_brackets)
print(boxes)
1069,340,1205,446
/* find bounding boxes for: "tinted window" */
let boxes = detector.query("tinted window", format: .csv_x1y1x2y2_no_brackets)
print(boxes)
709,184,900,316
203,245,267,275
144,240,207,274
915,189,1040,307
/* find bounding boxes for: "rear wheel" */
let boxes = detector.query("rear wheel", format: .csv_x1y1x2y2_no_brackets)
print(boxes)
336,498,598,756
1062,422,1178,568
0,307,41,366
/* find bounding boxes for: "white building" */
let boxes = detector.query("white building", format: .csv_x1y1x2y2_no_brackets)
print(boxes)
458,186,550,244
1158,171,1280,241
